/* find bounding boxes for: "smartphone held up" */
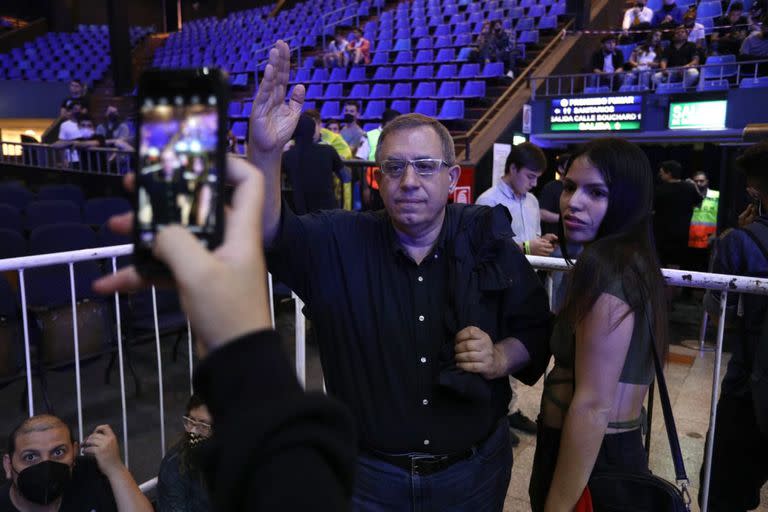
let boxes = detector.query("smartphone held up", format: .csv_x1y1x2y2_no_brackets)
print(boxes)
134,68,229,276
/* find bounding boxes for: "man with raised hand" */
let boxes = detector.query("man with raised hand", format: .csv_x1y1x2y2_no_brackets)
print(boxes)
251,41,551,510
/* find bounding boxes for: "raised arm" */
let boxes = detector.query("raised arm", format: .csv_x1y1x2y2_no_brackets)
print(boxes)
247,40,305,245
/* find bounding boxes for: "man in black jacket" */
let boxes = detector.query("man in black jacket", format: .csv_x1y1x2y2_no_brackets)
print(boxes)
589,35,625,90
251,41,551,510
93,154,357,509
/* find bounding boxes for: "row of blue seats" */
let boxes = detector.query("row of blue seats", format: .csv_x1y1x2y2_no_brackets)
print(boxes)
584,76,768,95
380,3,562,25
0,198,131,233
290,61,510,84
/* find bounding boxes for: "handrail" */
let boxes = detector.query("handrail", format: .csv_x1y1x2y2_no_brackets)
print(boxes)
529,57,768,98
461,19,574,161
1,141,133,175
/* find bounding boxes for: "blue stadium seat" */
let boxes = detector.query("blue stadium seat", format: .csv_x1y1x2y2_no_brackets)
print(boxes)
394,66,413,80
376,39,393,52
529,5,546,18
538,15,558,30
361,100,386,120
348,83,371,98
436,48,456,62
415,50,434,64
390,83,413,98
311,68,329,82
416,37,433,50
436,81,461,98
324,83,344,99
480,62,505,77
414,82,437,98
231,121,248,138
228,100,242,117
390,99,412,114
394,38,411,51
459,63,481,78
292,68,311,83
518,30,540,44
371,83,391,98
373,67,393,80
740,76,768,88
347,66,367,82
583,86,611,94
414,99,437,117
437,64,458,79
241,101,253,117
329,67,347,82
702,54,738,79
459,80,486,98
434,24,451,36
415,65,434,80
305,84,324,99
457,47,473,61
83,197,131,226
394,51,413,65
619,84,649,92
516,17,535,31
320,101,341,119
697,1,722,18
372,52,390,65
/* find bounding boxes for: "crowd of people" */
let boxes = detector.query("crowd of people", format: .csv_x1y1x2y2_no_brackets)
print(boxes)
322,28,371,69
2,36,768,512
591,0,768,90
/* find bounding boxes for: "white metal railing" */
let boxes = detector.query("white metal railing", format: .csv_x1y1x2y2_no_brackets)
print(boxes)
2,246,767,511
0,141,132,175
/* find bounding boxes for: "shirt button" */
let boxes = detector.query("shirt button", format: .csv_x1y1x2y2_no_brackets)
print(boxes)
422,399,429,405
418,315,425,321
417,276,423,282
423,439,430,446
420,356,427,363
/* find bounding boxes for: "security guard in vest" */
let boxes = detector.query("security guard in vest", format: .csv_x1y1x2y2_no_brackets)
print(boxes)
356,108,400,210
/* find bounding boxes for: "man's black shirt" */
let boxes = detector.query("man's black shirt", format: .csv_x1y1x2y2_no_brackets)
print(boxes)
267,203,551,454
662,41,698,67
0,456,116,512
653,181,703,251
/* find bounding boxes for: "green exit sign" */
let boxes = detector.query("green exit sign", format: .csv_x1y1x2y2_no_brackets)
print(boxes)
669,100,727,130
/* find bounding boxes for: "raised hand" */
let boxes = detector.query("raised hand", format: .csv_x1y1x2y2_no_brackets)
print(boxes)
248,40,305,156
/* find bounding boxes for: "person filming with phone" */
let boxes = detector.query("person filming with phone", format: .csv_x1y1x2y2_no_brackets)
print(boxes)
1,415,152,512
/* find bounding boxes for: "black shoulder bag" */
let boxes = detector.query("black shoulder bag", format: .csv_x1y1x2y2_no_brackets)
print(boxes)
587,314,691,512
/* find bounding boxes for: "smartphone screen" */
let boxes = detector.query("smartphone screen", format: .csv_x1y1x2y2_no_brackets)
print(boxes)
136,93,220,249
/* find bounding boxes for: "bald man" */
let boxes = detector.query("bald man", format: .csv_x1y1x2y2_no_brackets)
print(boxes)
1,415,151,512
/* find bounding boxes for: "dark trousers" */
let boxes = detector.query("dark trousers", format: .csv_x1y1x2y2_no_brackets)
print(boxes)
529,424,649,512
352,419,512,512
699,391,768,512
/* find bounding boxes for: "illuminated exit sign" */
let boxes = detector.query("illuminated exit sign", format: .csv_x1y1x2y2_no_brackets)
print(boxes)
669,100,727,130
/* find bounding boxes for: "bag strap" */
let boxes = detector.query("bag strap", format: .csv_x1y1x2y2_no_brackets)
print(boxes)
742,219,768,263
646,309,689,485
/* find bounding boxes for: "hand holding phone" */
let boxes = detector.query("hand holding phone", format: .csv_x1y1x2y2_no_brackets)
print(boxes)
134,68,229,277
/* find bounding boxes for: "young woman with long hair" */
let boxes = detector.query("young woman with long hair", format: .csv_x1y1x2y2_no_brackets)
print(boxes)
528,138,669,511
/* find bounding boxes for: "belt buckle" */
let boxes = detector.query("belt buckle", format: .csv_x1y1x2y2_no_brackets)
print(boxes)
411,454,448,476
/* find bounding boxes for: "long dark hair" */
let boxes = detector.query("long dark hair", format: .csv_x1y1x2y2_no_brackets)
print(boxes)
560,138,668,356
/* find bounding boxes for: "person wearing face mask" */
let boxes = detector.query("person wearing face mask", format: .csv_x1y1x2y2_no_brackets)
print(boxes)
0,415,152,512
96,106,133,151
339,100,366,154
157,396,214,512
698,141,768,512
622,0,654,40
652,0,684,29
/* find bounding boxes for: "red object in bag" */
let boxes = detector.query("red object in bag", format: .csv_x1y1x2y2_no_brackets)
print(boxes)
575,487,594,512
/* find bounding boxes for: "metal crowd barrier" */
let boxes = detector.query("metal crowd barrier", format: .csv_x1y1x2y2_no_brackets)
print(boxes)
529,58,768,99
2,245,767,512
0,141,133,175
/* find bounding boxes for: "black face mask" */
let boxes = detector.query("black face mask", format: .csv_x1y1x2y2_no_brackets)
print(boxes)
343,113,355,124
185,431,210,465
107,113,120,124
14,460,72,505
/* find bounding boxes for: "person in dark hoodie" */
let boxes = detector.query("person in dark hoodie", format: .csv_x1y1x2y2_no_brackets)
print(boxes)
282,113,344,214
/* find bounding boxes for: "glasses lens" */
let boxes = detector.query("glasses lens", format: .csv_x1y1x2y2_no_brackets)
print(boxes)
382,161,406,176
413,159,441,175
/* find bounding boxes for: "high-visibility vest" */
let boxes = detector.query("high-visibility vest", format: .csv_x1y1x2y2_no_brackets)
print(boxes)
688,188,719,249
365,128,382,191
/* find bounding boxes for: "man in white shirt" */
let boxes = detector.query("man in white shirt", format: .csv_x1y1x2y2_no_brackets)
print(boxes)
476,142,557,257
53,101,85,166
323,33,349,68
475,141,556,443
623,0,654,36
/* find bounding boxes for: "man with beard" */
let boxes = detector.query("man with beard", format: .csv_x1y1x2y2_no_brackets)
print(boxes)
1,415,151,512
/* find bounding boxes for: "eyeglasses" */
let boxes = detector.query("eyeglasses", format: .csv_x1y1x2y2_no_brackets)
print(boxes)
182,416,212,435
379,158,449,178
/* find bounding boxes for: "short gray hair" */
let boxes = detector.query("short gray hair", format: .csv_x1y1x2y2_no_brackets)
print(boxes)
375,113,456,165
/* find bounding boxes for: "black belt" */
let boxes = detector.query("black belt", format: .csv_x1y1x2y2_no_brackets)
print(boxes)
364,446,477,476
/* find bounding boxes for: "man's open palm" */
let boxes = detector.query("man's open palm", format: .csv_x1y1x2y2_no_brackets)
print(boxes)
249,40,305,154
